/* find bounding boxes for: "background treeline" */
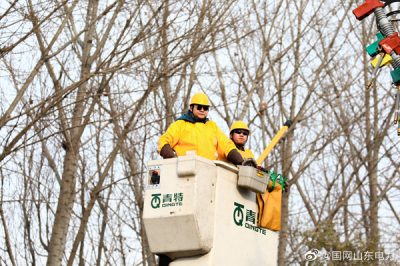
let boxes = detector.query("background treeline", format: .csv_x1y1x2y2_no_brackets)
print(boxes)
0,1,399,265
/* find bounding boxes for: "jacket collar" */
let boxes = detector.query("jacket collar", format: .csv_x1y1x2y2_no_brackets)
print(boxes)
235,143,245,151
176,110,208,123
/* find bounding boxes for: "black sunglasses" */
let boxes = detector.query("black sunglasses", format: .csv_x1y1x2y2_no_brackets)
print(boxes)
234,130,249,136
196,105,209,111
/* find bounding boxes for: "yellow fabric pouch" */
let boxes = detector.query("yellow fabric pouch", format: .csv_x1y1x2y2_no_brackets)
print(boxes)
256,182,282,231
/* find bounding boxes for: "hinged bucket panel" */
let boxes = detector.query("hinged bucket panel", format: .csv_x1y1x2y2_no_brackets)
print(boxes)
143,155,217,258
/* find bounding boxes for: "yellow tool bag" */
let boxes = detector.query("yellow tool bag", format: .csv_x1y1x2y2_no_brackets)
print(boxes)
256,182,282,231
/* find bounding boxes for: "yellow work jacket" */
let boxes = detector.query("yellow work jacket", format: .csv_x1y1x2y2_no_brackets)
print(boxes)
158,120,237,160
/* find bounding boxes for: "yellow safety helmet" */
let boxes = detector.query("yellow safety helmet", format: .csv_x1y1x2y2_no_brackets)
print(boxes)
190,92,210,106
230,121,250,134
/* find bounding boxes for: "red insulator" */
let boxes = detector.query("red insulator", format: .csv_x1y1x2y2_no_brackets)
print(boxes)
352,0,385,21
379,33,400,54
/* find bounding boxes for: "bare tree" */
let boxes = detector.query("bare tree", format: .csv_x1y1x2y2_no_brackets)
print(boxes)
1,0,399,265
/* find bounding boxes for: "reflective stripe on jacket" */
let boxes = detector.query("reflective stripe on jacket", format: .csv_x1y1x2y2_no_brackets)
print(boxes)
158,120,237,160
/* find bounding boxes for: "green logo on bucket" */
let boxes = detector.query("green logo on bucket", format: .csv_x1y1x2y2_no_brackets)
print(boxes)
151,193,184,208
233,202,267,235
233,202,244,226
151,194,161,209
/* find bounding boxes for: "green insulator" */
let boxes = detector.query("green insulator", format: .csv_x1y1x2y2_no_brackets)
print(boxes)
390,68,400,84
365,32,384,57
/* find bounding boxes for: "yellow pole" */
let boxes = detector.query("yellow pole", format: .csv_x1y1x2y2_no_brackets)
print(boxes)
256,120,292,165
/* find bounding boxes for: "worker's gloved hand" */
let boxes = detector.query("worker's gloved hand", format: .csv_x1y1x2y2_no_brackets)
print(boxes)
241,158,257,167
159,144,177,159
256,165,269,173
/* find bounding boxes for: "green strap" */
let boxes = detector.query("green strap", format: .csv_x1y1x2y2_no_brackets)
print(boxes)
269,170,278,191
269,169,287,192
278,176,287,192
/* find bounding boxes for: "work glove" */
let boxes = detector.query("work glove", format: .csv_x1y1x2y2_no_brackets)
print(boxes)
256,165,269,173
159,144,177,159
241,158,257,168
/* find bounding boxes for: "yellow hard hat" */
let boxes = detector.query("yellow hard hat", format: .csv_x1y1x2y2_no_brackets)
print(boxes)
190,92,210,106
230,121,250,134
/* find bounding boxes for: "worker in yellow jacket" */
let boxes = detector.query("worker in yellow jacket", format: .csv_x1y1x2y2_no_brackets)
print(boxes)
230,120,285,231
229,120,255,160
158,92,244,165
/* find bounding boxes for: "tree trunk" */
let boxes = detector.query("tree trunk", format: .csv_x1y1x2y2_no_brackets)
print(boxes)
362,21,380,253
367,157,379,252
278,190,290,266
47,0,98,264
47,149,79,265
277,131,293,265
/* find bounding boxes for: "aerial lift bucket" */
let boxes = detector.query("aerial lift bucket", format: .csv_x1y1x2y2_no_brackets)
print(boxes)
143,154,278,265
